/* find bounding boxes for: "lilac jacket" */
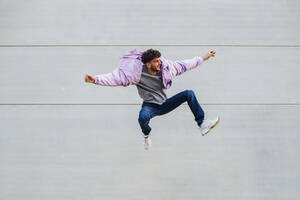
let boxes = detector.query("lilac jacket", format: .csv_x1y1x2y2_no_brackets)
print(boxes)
94,49,204,89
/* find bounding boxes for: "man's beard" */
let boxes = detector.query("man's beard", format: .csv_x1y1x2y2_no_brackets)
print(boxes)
151,65,161,72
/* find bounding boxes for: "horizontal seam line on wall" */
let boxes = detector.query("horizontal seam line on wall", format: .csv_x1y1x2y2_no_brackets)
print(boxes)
0,103,299,106
1,45,300,48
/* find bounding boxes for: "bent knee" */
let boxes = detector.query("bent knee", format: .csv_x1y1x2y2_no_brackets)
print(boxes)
185,89,195,97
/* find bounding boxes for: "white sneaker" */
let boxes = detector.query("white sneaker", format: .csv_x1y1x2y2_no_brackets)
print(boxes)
198,116,220,136
143,136,151,150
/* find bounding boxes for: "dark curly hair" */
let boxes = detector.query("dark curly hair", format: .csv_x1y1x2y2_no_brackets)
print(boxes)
141,48,161,64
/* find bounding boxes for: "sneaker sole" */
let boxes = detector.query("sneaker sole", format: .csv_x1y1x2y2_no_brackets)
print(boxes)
202,117,220,136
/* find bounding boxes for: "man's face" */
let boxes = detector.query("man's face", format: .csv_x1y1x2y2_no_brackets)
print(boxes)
147,57,161,72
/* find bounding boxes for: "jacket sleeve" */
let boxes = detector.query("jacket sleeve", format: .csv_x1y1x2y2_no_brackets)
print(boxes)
165,56,204,79
94,67,130,87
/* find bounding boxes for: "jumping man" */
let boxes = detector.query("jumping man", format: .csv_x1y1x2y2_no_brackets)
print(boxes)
85,49,220,150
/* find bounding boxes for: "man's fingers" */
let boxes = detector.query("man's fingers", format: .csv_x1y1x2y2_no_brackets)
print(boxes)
210,50,216,57
85,74,93,82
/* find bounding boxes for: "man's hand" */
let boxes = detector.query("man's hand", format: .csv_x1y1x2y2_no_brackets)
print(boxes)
85,74,96,83
203,50,216,61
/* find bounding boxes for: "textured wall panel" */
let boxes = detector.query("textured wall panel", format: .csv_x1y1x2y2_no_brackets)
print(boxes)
0,0,299,45
0,105,299,199
0,46,299,104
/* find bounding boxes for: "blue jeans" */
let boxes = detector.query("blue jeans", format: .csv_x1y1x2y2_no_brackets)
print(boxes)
138,89,205,136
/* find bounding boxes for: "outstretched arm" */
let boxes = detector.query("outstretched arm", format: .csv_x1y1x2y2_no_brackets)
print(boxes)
85,67,129,87
165,50,216,78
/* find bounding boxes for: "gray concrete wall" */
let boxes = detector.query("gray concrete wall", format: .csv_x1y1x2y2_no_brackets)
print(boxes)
0,0,299,200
